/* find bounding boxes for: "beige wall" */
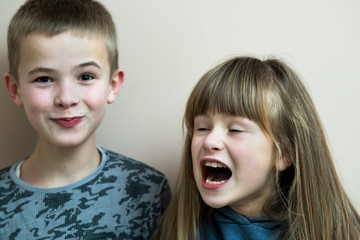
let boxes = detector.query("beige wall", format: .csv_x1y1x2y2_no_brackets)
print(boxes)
1,0,359,210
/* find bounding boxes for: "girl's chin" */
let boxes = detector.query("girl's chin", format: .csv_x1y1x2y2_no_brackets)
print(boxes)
202,199,227,209
198,191,228,209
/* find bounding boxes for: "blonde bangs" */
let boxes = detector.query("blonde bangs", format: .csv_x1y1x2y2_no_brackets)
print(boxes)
184,57,273,134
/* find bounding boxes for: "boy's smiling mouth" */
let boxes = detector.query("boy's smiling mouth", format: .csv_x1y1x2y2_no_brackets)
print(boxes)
201,159,232,188
51,117,83,128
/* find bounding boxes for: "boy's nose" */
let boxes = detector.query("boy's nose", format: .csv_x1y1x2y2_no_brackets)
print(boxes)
54,81,80,108
203,130,225,152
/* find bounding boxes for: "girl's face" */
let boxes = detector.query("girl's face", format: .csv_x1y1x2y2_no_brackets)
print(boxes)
191,113,282,217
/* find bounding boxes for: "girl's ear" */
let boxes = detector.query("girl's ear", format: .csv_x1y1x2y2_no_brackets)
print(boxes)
107,69,125,104
4,73,23,106
275,157,292,171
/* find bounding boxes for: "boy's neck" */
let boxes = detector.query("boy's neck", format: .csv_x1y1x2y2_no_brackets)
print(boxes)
20,141,101,188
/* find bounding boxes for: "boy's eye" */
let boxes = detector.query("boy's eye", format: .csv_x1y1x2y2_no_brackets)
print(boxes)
79,74,95,81
35,76,52,83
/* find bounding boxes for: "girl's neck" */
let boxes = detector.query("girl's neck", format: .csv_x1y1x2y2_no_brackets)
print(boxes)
20,140,101,188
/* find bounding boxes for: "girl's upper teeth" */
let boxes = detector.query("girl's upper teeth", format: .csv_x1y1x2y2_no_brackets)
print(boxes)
205,161,226,168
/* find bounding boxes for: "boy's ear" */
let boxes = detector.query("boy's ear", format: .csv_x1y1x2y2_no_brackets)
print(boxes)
4,73,23,106
275,157,292,171
107,69,124,104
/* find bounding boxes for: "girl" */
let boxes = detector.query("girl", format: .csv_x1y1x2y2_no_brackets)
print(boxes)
153,56,360,239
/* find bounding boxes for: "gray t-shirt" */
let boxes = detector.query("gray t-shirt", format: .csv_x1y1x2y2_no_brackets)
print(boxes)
0,147,171,239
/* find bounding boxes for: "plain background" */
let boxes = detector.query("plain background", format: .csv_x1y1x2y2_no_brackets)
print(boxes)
0,0,359,210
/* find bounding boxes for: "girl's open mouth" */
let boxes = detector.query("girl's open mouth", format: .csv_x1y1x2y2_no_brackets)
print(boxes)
201,160,232,188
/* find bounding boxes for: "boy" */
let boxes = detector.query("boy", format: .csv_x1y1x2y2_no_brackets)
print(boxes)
0,0,171,239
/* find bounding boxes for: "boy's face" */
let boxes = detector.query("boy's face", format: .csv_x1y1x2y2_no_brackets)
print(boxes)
191,113,287,217
5,32,123,148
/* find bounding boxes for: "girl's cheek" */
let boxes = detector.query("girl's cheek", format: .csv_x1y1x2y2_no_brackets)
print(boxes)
191,137,202,155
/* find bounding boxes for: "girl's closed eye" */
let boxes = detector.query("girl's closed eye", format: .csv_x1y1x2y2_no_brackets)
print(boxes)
197,126,210,131
194,116,211,132
194,123,210,132
229,128,243,133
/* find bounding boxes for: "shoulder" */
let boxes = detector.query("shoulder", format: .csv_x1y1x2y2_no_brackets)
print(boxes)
0,166,12,181
99,147,171,206
100,147,168,185
0,165,27,202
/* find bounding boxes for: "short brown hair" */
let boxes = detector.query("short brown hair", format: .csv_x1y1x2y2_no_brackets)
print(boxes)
7,0,118,81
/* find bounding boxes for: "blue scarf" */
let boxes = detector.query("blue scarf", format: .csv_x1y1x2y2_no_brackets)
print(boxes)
199,206,280,240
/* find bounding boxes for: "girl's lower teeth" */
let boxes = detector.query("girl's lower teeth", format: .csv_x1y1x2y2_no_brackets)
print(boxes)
206,179,226,184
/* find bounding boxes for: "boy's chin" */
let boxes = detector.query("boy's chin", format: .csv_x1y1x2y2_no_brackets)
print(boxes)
47,135,94,149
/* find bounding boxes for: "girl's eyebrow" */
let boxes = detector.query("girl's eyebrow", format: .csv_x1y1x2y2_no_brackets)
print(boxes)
195,113,210,118
228,115,251,124
194,114,209,121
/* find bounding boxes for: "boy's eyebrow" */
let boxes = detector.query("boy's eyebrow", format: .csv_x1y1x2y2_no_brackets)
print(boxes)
77,61,102,69
27,61,102,75
28,67,56,75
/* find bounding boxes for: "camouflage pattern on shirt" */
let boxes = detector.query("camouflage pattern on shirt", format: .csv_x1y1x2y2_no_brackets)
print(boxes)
0,147,171,240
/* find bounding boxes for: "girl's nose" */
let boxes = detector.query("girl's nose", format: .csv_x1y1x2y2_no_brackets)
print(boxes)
203,130,225,152
54,81,80,108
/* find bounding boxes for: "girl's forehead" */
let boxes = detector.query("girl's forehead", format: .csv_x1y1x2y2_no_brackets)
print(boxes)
194,112,258,123
193,107,251,120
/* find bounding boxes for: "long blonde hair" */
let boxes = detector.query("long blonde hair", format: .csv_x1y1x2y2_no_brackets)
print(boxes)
153,56,360,239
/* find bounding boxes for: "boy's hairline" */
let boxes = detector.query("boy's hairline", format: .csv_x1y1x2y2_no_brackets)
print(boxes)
7,0,119,81
11,29,117,82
